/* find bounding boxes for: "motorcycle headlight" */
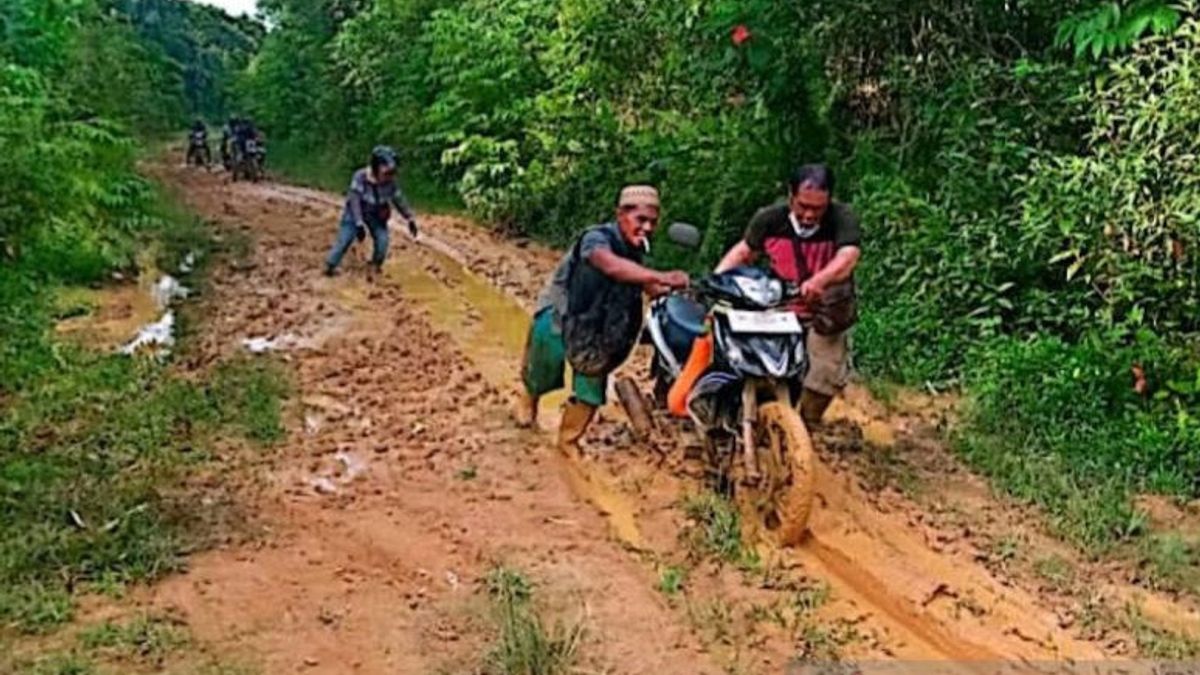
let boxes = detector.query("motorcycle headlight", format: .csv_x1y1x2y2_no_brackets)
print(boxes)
733,276,784,307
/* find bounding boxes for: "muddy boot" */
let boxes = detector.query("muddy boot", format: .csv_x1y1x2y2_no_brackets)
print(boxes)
799,388,834,428
513,389,539,428
323,264,338,277
557,399,597,452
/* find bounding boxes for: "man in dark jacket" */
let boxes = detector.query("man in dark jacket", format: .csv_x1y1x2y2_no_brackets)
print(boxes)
516,185,689,449
324,145,419,276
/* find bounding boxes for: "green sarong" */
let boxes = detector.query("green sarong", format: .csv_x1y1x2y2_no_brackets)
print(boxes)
522,308,606,406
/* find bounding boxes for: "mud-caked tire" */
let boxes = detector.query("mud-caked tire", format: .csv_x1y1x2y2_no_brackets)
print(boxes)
754,401,816,546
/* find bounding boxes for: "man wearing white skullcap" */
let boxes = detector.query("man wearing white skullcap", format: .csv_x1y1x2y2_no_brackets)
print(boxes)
517,185,690,449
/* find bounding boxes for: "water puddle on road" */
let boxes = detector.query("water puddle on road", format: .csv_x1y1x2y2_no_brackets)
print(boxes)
557,453,643,549
54,249,185,354
55,284,162,350
383,240,643,548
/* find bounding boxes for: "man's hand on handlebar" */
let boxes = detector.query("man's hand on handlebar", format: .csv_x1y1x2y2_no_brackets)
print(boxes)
646,283,671,298
657,270,690,290
800,277,826,302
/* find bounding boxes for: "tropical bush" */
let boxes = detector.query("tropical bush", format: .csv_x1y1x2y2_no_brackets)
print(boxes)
0,0,275,633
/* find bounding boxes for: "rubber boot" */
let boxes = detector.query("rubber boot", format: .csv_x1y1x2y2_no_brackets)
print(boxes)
799,388,834,428
557,399,597,452
513,389,539,428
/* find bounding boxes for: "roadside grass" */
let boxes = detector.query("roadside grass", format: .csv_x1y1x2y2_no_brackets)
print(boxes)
0,331,288,633
1123,605,1200,659
687,576,853,668
482,566,583,675
656,565,687,598
1137,534,1200,594
4,613,258,674
1032,555,1077,589
949,335,1200,559
0,196,288,635
78,614,188,665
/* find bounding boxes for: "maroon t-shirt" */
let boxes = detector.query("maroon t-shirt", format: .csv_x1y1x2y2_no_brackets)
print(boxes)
743,202,862,314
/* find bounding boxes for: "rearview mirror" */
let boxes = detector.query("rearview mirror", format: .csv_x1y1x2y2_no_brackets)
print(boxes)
667,222,701,249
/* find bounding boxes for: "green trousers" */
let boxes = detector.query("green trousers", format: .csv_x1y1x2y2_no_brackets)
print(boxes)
522,308,607,407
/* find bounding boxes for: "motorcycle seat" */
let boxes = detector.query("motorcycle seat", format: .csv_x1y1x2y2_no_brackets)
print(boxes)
659,295,706,363
665,295,706,335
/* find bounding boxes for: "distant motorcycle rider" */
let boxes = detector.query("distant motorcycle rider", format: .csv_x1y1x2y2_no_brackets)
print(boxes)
186,119,210,166
234,118,258,158
323,145,419,277
221,116,238,168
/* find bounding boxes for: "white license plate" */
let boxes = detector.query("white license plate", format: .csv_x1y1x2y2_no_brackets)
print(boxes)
726,309,802,334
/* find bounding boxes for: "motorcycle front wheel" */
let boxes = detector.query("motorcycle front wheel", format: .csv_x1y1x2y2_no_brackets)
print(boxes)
751,401,816,546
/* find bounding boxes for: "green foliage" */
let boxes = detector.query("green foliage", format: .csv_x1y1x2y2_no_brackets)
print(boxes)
108,0,264,122
243,0,822,238
656,565,686,597
0,0,260,275
1024,13,1200,337
1056,1,1181,59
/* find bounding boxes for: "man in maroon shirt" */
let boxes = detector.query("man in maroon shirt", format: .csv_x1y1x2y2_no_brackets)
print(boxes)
715,165,862,425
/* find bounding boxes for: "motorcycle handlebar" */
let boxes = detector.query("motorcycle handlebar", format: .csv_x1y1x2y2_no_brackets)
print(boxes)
668,273,802,309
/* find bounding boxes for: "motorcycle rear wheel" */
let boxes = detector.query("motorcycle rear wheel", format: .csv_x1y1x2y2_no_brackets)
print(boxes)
752,401,815,546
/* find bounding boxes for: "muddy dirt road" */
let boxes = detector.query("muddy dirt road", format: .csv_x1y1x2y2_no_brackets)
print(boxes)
126,163,1199,673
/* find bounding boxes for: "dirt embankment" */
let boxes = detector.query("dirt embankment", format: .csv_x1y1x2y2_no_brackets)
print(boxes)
99,164,1200,673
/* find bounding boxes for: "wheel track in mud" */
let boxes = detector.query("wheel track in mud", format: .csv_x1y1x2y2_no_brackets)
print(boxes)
145,163,1200,671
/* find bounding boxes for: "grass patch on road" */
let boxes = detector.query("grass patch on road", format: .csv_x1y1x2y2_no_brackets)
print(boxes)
482,566,583,675
680,492,760,571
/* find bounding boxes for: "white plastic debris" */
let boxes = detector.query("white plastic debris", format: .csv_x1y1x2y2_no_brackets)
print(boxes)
152,275,189,311
119,311,175,355
179,251,197,274
335,452,368,482
310,477,339,495
241,333,302,353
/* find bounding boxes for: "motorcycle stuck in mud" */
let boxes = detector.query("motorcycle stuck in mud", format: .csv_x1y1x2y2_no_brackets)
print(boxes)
642,223,816,545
